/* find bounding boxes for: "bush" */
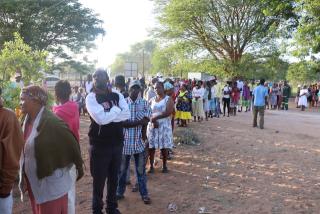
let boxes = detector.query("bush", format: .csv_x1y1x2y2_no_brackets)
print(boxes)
2,82,21,110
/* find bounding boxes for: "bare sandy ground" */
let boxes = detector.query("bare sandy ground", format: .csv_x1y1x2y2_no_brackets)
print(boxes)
13,106,320,214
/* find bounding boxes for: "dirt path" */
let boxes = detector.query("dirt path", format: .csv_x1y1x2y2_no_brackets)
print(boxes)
13,108,320,214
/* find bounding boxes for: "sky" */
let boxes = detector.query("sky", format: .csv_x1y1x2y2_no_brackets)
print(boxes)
79,0,156,68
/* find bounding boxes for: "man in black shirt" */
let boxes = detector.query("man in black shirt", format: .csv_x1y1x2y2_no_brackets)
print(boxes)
86,69,130,214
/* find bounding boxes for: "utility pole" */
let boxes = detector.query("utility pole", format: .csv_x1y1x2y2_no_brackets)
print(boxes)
142,49,145,77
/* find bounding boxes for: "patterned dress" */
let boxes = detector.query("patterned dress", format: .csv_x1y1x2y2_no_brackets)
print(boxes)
175,90,192,120
147,96,173,149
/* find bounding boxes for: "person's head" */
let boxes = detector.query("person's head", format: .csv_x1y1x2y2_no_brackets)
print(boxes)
129,80,141,101
20,86,48,114
93,69,109,90
164,81,174,96
303,85,307,89
259,79,265,85
155,81,165,96
233,81,238,87
151,78,158,87
79,88,84,93
73,86,78,93
181,84,187,92
115,75,126,90
15,72,22,83
55,80,72,104
140,77,145,86
87,74,92,82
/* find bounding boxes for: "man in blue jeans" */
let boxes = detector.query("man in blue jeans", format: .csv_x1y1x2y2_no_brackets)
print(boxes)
117,80,151,204
252,79,269,129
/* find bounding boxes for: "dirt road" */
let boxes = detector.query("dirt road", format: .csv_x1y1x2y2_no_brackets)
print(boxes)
13,108,320,214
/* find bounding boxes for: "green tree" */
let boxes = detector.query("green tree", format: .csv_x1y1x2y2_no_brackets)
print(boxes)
290,0,320,56
0,0,105,58
110,40,157,77
0,32,48,86
287,61,319,84
154,0,295,76
0,33,48,109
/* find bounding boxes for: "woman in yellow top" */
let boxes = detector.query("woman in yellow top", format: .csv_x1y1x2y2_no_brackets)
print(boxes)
175,84,192,127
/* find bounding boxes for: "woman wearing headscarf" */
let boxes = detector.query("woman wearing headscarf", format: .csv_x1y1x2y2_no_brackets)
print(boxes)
175,84,192,127
19,86,84,214
298,85,308,111
53,80,80,214
192,81,205,122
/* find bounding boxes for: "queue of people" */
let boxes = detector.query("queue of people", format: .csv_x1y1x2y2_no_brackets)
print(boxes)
0,68,301,214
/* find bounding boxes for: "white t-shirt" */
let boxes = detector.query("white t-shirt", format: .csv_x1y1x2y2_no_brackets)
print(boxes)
85,81,93,94
237,80,244,91
223,86,232,98
192,87,205,99
210,86,216,98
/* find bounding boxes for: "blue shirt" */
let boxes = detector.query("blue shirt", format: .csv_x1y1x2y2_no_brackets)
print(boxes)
123,97,151,155
253,85,268,106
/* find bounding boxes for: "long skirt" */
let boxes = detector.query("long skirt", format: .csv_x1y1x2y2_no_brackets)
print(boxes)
192,99,205,117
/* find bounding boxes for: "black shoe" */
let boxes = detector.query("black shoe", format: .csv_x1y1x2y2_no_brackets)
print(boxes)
116,195,125,201
142,196,151,204
148,167,154,173
132,184,138,192
106,208,121,214
162,167,168,173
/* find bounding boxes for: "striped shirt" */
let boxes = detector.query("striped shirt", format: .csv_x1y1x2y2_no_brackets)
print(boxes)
123,97,151,155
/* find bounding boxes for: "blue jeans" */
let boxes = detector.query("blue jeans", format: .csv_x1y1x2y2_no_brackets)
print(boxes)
214,98,221,116
117,152,148,198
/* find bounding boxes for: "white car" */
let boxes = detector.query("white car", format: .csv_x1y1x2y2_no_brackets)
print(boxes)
44,75,60,88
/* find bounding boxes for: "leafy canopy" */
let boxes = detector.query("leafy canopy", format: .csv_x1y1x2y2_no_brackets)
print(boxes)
0,0,105,58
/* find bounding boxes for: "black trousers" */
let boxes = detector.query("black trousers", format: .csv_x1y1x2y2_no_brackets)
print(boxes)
89,139,123,214
222,97,230,116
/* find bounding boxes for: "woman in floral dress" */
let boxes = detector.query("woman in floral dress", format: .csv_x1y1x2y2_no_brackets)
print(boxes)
147,82,174,173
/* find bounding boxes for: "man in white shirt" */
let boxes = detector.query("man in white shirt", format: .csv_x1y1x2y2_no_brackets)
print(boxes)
86,69,130,214
85,74,93,94
237,79,244,112
222,82,232,117
144,78,158,102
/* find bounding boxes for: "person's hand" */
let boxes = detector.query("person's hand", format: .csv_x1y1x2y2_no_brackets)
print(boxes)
152,121,159,128
151,116,157,123
0,192,10,198
76,168,84,181
110,100,119,107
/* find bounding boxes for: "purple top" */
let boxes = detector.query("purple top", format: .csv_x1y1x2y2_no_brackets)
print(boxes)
243,85,250,100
